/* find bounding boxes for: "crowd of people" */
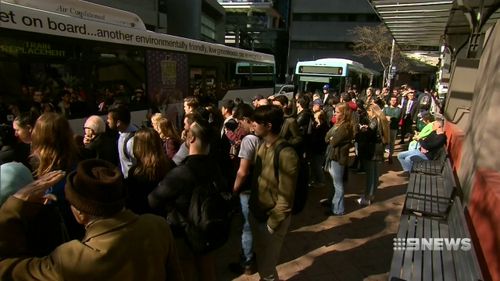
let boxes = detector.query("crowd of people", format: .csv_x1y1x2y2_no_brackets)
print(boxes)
0,82,446,281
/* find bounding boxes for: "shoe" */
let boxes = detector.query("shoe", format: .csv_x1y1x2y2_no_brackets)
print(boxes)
357,197,371,206
228,259,256,275
228,262,244,275
324,210,344,216
320,198,331,207
243,261,257,275
397,171,409,177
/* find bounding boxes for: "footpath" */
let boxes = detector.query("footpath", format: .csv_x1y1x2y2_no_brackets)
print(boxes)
215,146,409,281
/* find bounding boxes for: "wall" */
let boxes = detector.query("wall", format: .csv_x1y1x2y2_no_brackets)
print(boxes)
444,20,500,281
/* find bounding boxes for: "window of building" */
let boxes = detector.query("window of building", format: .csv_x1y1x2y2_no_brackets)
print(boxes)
201,14,216,41
293,13,380,22
291,41,354,50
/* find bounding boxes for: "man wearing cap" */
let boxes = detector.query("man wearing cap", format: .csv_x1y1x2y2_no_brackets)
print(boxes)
322,84,331,104
0,160,183,281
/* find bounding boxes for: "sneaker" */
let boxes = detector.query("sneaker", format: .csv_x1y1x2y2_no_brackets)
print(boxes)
228,259,256,276
357,198,371,206
243,261,257,275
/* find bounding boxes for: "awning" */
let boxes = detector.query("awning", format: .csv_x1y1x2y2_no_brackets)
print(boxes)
369,0,454,50
369,0,500,52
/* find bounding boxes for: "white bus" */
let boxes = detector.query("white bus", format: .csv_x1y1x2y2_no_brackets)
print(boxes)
294,58,378,94
0,0,275,128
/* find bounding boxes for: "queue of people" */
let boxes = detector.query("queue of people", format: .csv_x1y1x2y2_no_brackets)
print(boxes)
0,83,445,281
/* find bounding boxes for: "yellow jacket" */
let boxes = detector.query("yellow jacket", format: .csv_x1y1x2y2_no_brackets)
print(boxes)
250,138,299,230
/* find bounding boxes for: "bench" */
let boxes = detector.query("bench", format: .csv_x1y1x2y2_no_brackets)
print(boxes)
404,159,456,218
411,146,447,175
390,197,483,281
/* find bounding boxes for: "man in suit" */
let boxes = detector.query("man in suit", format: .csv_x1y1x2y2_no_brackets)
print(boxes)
399,90,418,144
0,160,183,281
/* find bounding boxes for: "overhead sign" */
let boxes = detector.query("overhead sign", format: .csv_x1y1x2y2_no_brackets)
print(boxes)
0,2,275,64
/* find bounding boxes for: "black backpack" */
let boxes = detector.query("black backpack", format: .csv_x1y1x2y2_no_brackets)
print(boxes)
183,171,233,254
273,142,309,214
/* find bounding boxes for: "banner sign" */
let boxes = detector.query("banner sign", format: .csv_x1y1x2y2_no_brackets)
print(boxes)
0,2,275,64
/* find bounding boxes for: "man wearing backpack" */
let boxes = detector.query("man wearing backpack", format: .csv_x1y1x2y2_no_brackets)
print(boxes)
250,105,299,281
107,105,138,178
149,116,227,281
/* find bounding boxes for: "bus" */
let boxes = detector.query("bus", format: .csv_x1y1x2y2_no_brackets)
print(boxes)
294,58,378,94
0,0,275,129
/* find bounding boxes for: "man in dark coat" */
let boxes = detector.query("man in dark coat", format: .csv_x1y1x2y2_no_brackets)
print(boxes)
149,116,226,281
0,160,183,281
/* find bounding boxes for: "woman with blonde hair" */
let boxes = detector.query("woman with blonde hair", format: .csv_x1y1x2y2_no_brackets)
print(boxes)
31,112,83,240
151,113,181,159
125,127,173,214
324,102,354,216
31,113,78,178
357,103,389,206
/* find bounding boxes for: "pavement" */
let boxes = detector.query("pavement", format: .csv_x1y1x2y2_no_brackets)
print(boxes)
214,145,409,281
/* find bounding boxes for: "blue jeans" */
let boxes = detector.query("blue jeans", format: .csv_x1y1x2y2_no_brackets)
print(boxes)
397,149,428,172
239,191,253,263
328,160,345,214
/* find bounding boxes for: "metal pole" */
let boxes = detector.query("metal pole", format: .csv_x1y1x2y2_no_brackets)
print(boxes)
388,38,395,88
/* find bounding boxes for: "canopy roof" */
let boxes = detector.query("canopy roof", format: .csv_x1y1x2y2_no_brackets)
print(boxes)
369,0,500,52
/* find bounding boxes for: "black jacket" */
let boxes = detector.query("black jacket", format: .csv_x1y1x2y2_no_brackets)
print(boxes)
148,154,226,237
420,131,447,160
83,134,119,167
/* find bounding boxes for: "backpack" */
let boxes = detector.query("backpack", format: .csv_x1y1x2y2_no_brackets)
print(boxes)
419,94,431,110
122,131,135,161
273,142,309,214
183,171,233,254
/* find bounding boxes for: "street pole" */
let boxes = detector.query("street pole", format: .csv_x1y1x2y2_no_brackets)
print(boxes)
388,38,395,88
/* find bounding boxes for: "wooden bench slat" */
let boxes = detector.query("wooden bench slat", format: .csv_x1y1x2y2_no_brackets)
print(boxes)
431,218,444,281
390,215,410,279
422,217,433,281
391,197,484,281
402,216,417,281
439,214,457,281
405,173,453,217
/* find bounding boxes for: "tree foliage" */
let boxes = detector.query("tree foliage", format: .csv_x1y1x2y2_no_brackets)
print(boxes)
350,24,410,81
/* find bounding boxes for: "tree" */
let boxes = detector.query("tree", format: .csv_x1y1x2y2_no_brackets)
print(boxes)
350,24,409,87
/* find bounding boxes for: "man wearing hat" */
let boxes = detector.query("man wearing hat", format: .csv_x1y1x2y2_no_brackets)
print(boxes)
322,84,331,104
0,159,183,281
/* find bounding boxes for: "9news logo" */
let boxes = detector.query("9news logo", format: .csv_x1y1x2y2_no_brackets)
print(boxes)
393,238,471,251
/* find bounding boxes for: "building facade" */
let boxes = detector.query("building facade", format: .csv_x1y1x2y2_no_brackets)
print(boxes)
87,0,226,43
218,0,290,82
288,0,381,77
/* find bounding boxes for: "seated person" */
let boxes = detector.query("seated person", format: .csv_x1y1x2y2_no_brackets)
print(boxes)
397,120,446,173
408,112,435,150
